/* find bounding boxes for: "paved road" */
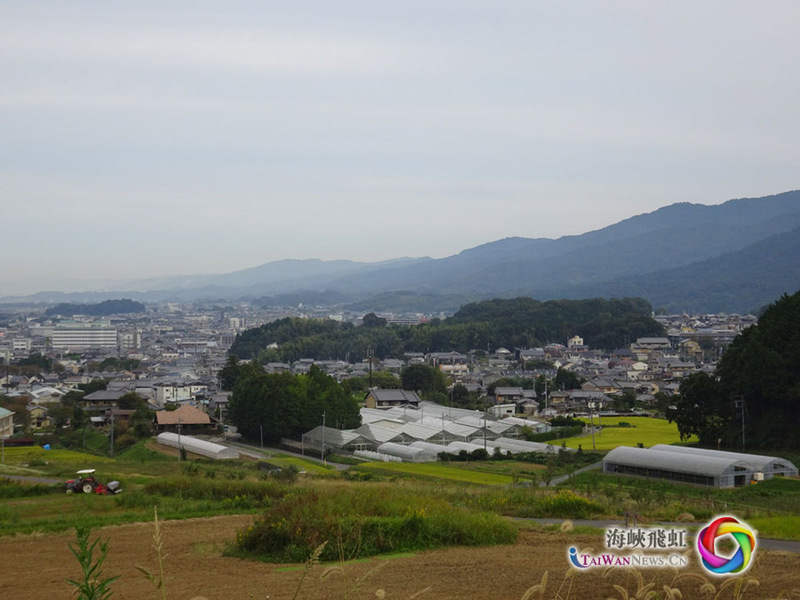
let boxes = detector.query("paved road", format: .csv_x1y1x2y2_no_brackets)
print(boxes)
545,460,603,486
222,439,351,471
524,517,800,554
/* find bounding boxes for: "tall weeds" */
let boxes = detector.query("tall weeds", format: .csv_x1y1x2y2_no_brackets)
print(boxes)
66,524,119,600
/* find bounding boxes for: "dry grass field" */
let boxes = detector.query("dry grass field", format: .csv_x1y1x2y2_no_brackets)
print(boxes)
1,515,799,600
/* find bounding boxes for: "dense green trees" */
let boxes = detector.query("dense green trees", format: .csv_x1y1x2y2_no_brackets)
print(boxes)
669,291,800,450
668,372,729,446
228,365,360,443
218,355,265,391
400,364,448,397
342,371,401,393
45,298,145,317
230,297,664,362
554,368,586,391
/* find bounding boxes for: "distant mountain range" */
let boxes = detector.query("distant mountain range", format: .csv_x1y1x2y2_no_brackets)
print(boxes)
3,190,800,314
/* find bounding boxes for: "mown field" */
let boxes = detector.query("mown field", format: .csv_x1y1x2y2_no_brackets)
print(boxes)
559,416,695,450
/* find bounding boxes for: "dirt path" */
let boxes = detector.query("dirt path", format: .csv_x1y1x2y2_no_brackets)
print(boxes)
1,515,798,599
1,474,62,485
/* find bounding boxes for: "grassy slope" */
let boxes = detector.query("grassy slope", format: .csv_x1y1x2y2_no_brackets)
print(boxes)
354,462,515,485
4,438,799,544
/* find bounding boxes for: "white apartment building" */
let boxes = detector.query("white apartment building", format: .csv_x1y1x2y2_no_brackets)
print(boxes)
51,322,118,350
118,330,141,350
12,338,32,353
153,381,209,407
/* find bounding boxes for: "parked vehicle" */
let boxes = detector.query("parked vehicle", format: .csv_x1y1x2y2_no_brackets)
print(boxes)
64,469,122,495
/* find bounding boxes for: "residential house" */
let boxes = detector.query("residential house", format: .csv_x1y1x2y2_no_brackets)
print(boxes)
27,405,53,429
27,386,66,406
152,381,209,408
0,407,14,438
155,404,213,433
581,378,621,395
365,389,422,410
83,389,128,411
519,348,546,363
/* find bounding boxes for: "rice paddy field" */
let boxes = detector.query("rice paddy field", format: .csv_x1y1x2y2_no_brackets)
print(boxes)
559,416,695,450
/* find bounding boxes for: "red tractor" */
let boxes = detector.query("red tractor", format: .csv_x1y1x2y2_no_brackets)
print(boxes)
64,469,122,495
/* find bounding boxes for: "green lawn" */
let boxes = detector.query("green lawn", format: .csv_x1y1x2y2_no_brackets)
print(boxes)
559,416,695,450
354,461,515,485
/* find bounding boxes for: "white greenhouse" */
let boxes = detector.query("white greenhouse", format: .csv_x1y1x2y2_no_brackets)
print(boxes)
649,445,798,479
487,437,563,455
156,433,240,460
603,446,766,488
376,442,439,463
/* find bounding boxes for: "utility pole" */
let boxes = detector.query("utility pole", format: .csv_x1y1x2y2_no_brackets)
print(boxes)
367,348,373,389
734,396,746,451
321,411,326,464
544,377,548,410
597,400,602,437
109,411,115,458
589,402,596,451
177,417,182,460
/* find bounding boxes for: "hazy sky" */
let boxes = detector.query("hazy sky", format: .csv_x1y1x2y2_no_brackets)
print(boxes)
2,1,799,294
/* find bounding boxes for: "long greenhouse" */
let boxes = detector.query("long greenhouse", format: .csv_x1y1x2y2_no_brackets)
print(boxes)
648,445,798,479
602,445,785,488
156,433,239,460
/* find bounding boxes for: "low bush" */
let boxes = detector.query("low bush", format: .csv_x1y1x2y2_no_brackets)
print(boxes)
143,476,290,504
470,488,605,519
526,426,583,443
549,416,584,427
233,483,518,562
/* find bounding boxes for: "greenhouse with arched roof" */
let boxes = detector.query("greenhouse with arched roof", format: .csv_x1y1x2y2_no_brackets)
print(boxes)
603,446,760,488
649,445,798,479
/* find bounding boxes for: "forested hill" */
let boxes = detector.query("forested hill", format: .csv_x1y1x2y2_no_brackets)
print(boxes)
45,298,146,317
230,297,664,363
669,289,800,450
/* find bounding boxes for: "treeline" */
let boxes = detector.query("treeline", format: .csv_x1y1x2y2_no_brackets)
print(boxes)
228,364,360,443
45,298,146,317
669,289,800,450
230,297,664,362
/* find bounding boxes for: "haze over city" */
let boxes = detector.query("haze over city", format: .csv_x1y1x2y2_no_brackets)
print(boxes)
2,1,799,294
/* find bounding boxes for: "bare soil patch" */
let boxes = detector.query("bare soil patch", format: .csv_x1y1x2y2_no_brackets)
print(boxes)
1,515,798,599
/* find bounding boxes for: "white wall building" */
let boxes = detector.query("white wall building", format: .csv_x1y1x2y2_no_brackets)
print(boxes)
52,323,118,350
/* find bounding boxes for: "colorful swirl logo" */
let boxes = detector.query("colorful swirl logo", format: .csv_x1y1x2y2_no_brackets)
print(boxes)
696,516,756,575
